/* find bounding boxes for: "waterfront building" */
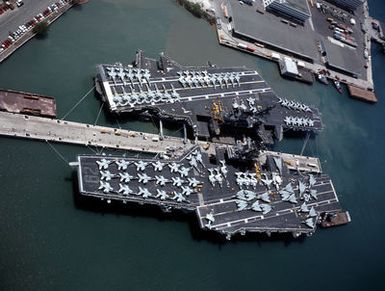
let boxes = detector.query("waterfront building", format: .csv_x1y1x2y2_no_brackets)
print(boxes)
263,0,311,24
325,0,365,12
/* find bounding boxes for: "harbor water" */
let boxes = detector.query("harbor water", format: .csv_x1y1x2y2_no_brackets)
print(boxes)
0,0,384,290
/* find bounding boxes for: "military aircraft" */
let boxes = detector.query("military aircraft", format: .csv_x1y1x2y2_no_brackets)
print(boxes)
178,166,190,178
195,151,204,166
258,192,271,203
304,218,315,228
116,159,131,171
251,201,262,212
100,170,114,181
156,189,168,200
309,174,316,187
152,161,164,172
236,190,247,200
181,186,194,196
168,162,180,173
98,181,113,193
135,161,148,171
236,200,248,211
299,180,306,195
188,156,198,169
219,161,228,177
204,212,215,228
280,190,291,201
310,189,318,200
187,177,201,187
273,157,283,174
118,184,133,195
208,169,217,186
300,202,310,213
143,70,151,83
284,183,293,193
261,174,273,188
138,187,151,198
96,158,111,170
260,203,272,214
119,172,134,183
288,193,298,204
172,192,186,202
172,176,185,187
244,190,257,201
138,173,152,184
309,207,317,217
155,175,170,186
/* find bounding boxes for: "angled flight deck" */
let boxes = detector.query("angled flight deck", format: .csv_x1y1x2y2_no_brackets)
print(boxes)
95,50,323,142
75,143,344,239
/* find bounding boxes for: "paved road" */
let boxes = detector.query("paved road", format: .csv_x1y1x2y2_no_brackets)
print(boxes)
0,0,57,41
0,111,199,156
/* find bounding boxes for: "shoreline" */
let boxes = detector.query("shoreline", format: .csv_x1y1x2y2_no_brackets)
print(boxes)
181,0,380,103
0,1,82,64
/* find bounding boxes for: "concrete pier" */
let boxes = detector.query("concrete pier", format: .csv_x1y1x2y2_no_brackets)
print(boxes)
0,111,196,156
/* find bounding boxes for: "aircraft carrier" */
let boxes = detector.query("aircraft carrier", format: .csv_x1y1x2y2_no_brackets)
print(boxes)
74,141,346,239
94,50,323,144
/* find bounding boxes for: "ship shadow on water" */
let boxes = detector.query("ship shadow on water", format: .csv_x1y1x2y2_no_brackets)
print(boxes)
71,172,306,247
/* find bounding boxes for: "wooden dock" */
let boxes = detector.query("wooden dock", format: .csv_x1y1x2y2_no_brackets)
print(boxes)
348,85,378,103
0,89,56,118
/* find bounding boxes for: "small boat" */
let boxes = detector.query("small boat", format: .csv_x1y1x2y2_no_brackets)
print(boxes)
317,73,328,85
320,211,351,228
333,80,343,93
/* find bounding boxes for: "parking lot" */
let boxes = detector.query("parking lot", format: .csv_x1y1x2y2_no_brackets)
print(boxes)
0,0,61,41
0,0,70,56
309,1,367,78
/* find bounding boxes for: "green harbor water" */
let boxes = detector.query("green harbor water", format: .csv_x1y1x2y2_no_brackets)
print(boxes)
0,0,384,290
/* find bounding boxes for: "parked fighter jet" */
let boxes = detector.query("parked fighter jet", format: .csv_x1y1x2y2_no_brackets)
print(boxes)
172,176,184,187
99,181,113,193
116,159,131,170
118,184,133,195
152,161,164,171
100,170,114,181
156,189,168,200
181,186,194,196
96,159,111,170
155,175,170,186
178,166,191,177
172,192,186,202
138,173,152,184
138,187,151,198
135,161,148,171
168,162,180,173
119,172,134,183
187,177,201,187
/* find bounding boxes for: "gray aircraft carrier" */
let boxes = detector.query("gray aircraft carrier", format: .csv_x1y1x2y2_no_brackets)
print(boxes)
95,51,323,144
74,141,345,239
73,50,350,239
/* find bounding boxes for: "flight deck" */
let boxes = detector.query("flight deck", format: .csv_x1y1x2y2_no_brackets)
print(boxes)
95,51,323,143
75,143,343,239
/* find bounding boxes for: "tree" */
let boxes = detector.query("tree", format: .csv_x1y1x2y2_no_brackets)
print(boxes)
33,21,49,37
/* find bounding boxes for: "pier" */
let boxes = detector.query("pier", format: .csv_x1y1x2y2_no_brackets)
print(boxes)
212,0,379,102
0,111,197,156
